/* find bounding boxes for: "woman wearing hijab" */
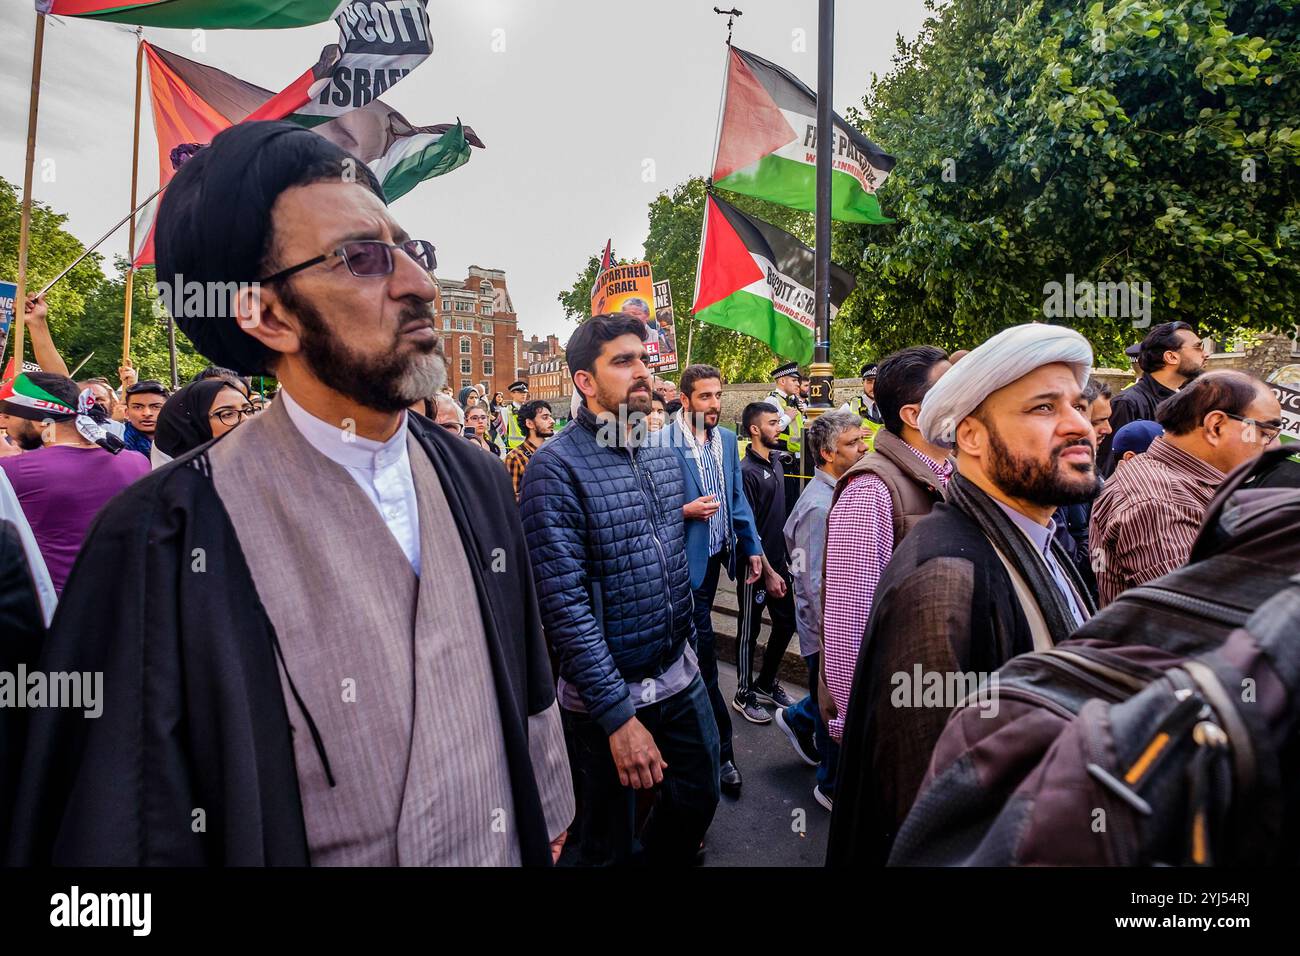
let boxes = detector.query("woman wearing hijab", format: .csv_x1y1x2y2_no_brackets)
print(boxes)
152,379,256,468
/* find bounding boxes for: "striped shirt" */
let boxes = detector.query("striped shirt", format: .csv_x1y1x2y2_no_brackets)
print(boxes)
823,443,952,742
1088,435,1224,606
679,413,729,556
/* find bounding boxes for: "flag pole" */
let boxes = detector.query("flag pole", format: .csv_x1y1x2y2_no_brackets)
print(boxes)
689,9,742,371
33,185,164,301
808,0,835,420
122,28,145,373
6,13,47,371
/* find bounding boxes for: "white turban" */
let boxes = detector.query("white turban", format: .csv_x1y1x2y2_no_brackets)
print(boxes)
919,323,1093,448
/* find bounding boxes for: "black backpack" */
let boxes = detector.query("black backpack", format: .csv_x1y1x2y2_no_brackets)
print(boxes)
889,447,1300,866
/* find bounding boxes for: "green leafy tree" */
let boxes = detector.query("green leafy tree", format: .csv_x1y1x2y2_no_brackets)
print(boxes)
1,176,210,385
59,258,209,385
841,0,1298,363
0,176,104,358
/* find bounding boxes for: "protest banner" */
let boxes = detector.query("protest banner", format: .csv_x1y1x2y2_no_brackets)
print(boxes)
649,279,679,373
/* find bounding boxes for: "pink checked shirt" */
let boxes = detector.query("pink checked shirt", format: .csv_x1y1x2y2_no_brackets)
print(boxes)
823,444,952,741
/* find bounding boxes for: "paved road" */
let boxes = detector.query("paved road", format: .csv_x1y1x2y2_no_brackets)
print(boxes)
703,665,830,867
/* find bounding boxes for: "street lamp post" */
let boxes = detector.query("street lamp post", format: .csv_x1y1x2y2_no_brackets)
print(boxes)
807,0,835,422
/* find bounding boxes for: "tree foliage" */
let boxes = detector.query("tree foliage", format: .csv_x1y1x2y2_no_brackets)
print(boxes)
842,0,1298,363
1,176,207,384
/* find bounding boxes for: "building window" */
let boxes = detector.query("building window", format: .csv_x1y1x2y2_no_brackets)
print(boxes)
482,339,493,357
454,300,474,313
481,303,493,317
483,360,494,377
460,358,472,376
459,336,471,355
442,317,451,330
482,321,494,334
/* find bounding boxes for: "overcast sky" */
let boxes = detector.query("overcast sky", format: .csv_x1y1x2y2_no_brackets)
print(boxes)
1,0,930,341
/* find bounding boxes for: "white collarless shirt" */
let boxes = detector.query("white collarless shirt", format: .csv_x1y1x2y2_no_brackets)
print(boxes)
279,388,421,574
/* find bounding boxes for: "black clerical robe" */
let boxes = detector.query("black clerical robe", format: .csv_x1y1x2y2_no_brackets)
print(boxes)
825,501,1036,867
5,415,560,866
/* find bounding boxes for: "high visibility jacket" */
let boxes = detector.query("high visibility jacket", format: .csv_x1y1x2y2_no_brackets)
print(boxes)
504,403,526,450
767,388,804,456
850,394,885,452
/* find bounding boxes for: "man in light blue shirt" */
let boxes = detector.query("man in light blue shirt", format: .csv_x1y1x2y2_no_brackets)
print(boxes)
777,410,865,811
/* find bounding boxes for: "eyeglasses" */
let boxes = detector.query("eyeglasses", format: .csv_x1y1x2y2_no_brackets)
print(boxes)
210,405,258,427
438,421,463,433
259,239,437,284
1222,412,1282,443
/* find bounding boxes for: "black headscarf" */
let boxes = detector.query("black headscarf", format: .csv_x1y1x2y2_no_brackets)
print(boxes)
154,120,386,375
153,379,232,459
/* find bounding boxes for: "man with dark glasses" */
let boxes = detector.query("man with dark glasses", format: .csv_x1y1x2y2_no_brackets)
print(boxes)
1090,370,1283,606
9,121,573,868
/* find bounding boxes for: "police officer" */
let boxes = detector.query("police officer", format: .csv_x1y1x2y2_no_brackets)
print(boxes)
765,361,806,512
503,380,529,451
850,362,884,450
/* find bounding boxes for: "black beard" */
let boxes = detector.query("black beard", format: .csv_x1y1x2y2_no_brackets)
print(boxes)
15,422,44,451
286,282,445,413
604,378,652,415
985,421,1100,507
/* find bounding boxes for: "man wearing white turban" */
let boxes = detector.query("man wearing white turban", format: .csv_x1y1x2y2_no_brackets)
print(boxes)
828,323,1101,867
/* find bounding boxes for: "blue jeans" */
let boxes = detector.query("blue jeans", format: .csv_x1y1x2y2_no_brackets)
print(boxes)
567,674,721,866
786,652,838,794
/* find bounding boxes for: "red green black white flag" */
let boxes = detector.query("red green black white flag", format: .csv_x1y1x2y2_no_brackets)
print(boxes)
712,46,895,225
36,1,346,29
132,42,480,266
692,194,856,364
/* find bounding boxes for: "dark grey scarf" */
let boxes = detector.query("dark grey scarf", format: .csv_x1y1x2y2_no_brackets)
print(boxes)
945,472,1096,645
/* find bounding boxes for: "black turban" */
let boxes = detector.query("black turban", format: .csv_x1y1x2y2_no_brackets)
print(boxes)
154,120,386,375
153,378,233,459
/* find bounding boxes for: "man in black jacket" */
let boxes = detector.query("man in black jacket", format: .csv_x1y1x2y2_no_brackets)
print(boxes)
7,122,573,867
1099,321,1205,475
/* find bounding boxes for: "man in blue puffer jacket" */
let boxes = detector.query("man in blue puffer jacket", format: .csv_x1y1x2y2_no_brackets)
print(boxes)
519,314,719,866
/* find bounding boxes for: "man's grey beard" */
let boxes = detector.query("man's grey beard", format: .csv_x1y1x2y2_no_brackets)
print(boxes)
287,283,445,413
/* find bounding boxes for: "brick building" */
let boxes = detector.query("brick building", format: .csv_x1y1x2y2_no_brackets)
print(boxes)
521,334,562,371
435,265,525,397
528,353,569,400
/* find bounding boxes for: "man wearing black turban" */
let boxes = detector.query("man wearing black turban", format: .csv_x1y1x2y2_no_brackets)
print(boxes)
9,121,573,867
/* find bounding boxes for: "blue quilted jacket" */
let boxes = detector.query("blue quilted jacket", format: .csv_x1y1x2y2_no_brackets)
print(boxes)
519,404,695,735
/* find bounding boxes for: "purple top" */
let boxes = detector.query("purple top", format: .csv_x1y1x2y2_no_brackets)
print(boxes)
0,445,151,592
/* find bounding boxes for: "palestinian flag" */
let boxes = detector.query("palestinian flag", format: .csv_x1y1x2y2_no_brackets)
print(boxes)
0,370,72,417
0,360,43,402
244,0,432,126
133,42,481,265
713,47,895,225
35,0,345,29
692,194,855,364
316,108,478,202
